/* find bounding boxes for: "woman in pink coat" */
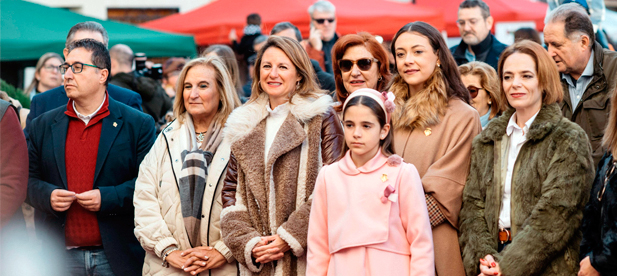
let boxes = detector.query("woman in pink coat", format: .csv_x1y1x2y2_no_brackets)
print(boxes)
306,88,434,276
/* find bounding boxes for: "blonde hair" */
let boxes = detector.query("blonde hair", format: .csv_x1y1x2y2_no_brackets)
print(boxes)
249,36,325,103
25,52,64,95
497,40,563,111
173,56,241,126
603,89,617,155
458,61,503,119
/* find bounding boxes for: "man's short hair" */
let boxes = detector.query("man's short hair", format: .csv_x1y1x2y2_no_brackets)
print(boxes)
459,0,491,19
247,13,261,25
109,44,134,68
66,21,109,49
546,3,595,42
67,39,111,86
271,22,303,42
308,0,336,17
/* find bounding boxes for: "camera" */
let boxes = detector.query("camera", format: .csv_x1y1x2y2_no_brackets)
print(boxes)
134,53,163,81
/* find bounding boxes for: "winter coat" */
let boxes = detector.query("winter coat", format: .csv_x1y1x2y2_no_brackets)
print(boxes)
133,115,237,276
560,41,617,166
450,33,507,70
110,72,173,125
392,97,481,276
580,152,617,274
306,150,434,276
459,103,595,276
220,93,344,276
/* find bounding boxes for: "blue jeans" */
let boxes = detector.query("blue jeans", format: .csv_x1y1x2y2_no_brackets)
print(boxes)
66,247,115,276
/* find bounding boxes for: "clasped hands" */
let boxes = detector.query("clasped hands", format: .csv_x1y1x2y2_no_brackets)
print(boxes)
166,246,227,275
50,189,101,212
252,235,291,264
478,254,502,276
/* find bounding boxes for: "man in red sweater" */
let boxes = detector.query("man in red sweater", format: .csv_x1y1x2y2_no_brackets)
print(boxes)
27,39,155,276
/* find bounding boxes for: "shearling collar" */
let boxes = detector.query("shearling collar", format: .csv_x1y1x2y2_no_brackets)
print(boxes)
223,93,333,144
478,103,563,143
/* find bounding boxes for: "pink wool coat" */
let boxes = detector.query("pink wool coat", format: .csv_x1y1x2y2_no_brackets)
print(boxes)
306,150,435,276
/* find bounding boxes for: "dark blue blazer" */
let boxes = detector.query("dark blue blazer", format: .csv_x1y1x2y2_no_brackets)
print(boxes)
26,96,155,276
25,84,142,136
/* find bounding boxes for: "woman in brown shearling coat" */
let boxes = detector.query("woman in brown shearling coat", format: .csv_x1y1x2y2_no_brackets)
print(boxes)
219,36,344,276
389,22,481,276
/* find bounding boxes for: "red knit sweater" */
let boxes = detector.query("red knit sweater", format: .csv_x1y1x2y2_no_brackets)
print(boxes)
63,95,110,247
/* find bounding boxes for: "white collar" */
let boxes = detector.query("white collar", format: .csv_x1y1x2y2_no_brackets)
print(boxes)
506,109,540,137
73,93,106,125
266,102,289,117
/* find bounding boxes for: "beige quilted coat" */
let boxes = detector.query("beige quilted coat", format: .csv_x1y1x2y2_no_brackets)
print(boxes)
134,116,237,276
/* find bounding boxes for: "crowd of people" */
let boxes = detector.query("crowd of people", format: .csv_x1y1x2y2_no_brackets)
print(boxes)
1,0,616,275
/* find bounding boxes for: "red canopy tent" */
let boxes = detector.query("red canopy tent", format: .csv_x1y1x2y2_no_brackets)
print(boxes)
141,0,444,45
412,0,548,37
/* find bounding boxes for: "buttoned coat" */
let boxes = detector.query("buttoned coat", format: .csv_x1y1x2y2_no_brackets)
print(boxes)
220,93,343,276
133,115,237,276
459,103,594,276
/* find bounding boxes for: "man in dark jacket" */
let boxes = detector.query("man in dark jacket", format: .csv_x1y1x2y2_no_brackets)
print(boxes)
109,44,172,125
450,0,507,69
230,13,262,62
544,3,617,166
27,39,154,276
25,21,142,137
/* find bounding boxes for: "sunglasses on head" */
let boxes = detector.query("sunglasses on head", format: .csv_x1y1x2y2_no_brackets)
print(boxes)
467,85,483,98
338,58,379,72
313,18,335,24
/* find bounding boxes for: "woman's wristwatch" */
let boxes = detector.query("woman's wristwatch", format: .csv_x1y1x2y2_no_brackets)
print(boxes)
161,246,179,268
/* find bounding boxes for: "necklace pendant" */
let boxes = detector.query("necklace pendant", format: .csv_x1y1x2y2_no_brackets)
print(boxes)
197,132,205,142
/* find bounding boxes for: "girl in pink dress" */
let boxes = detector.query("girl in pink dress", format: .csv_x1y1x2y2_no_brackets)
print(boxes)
306,88,435,276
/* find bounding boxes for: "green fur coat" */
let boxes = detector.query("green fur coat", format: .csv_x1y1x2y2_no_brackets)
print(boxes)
459,103,595,276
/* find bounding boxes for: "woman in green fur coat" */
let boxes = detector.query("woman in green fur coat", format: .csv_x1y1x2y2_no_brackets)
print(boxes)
458,41,595,276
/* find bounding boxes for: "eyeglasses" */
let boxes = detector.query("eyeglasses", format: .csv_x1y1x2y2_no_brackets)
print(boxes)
59,62,101,74
313,18,335,24
338,58,379,72
43,65,61,73
467,85,483,98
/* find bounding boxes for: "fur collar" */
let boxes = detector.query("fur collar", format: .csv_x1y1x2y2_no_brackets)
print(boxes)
223,93,333,144
478,103,563,143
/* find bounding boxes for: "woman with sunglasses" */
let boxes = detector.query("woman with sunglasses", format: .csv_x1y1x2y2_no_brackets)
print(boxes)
459,40,594,276
331,32,391,115
388,22,481,276
459,61,504,129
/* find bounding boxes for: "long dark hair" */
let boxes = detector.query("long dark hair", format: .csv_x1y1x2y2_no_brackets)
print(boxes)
342,95,394,157
390,22,470,104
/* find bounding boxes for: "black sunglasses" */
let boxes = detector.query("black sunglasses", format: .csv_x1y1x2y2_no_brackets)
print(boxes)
313,18,335,24
467,85,483,98
338,58,378,72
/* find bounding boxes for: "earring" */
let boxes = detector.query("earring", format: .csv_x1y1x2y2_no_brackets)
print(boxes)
488,100,492,105
378,76,383,81
437,63,441,68
296,81,300,90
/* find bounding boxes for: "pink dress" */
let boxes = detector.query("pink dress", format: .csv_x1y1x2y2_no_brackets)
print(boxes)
306,150,435,276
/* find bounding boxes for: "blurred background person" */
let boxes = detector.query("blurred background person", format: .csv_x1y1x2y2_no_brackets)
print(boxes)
229,13,263,64
305,0,339,73
332,32,390,114
459,40,594,276
110,44,173,128
162,57,186,99
270,21,336,94
24,52,64,100
220,36,344,275
451,0,507,70
458,61,504,128
389,22,481,276
202,44,246,102
513,27,542,44
579,88,617,276
134,56,240,276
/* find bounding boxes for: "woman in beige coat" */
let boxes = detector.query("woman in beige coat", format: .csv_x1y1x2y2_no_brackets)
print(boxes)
388,22,481,276
134,56,241,275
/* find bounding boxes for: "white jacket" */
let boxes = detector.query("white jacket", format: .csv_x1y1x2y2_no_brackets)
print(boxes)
134,117,237,276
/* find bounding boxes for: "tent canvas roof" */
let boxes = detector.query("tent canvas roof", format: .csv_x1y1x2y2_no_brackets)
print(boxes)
141,0,445,45
1,0,197,61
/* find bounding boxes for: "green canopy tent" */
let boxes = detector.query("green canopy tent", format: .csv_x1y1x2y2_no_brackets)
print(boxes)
1,0,197,61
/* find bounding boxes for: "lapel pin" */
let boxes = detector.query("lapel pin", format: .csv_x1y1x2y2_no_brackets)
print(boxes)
424,127,432,136
113,122,117,127
381,174,388,182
